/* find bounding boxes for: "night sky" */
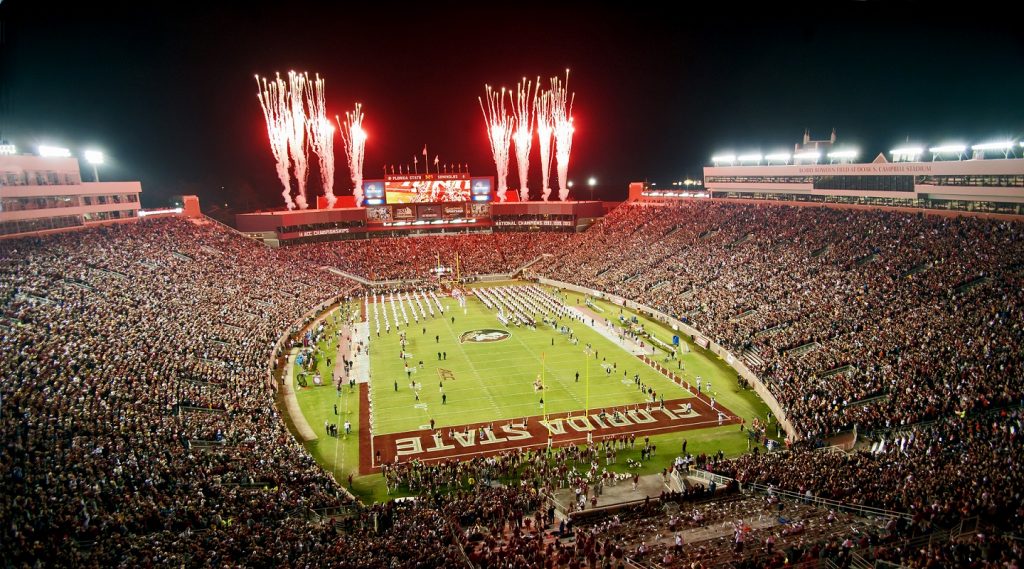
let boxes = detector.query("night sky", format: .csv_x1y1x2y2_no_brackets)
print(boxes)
1,1,1022,209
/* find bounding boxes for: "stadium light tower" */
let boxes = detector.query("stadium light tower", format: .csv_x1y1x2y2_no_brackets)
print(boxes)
764,152,791,165
38,145,71,157
971,141,1015,159
84,150,104,182
588,176,597,201
793,150,821,165
711,154,735,166
929,144,967,161
737,153,762,165
890,147,923,163
0,142,16,155
827,149,858,164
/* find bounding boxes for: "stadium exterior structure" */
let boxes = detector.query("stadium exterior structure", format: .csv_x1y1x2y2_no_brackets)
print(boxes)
0,153,146,238
235,200,608,247
695,157,1024,215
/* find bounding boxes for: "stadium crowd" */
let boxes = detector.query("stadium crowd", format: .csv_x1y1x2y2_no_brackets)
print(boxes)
532,201,1024,441
3,201,1023,567
0,218,359,565
709,409,1024,532
289,232,570,281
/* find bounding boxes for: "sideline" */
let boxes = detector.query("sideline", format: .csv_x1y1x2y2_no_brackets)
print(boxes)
281,348,317,441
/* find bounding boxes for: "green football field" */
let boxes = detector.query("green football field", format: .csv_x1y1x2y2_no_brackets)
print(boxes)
289,282,778,502
368,284,697,435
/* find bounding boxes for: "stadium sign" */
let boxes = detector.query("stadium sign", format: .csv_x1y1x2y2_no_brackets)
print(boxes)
383,398,737,461
494,220,574,227
796,164,933,175
293,227,350,238
459,329,511,343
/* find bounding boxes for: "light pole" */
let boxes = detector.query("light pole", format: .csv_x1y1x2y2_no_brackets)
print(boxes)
588,177,597,201
84,150,104,182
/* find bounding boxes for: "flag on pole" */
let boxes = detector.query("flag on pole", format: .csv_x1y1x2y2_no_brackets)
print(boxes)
422,145,428,157
434,155,439,166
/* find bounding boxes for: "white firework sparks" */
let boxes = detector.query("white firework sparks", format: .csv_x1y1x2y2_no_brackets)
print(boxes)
551,70,575,201
535,87,555,202
255,73,295,210
305,74,336,208
511,77,536,202
338,103,367,207
286,71,310,209
479,84,513,202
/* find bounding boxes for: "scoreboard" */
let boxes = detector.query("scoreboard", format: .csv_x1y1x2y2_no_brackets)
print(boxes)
360,173,494,207
366,201,491,224
383,173,471,204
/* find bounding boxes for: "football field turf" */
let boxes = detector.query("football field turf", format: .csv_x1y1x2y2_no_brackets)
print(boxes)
367,284,696,435
289,282,772,501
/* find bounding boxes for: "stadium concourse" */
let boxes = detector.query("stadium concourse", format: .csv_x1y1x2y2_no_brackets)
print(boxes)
1,202,1022,567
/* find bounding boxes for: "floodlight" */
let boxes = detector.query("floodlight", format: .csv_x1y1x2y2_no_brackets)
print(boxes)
929,144,967,154
890,147,923,162
971,141,1014,151
38,145,71,157
84,150,104,164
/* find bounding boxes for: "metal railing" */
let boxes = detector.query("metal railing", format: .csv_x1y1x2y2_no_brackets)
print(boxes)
741,481,910,522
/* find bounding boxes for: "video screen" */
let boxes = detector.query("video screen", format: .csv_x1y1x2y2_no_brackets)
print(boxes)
363,181,385,206
470,178,493,202
384,175,471,204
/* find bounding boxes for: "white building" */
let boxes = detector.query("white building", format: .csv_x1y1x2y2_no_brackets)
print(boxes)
0,154,142,237
698,137,1024,214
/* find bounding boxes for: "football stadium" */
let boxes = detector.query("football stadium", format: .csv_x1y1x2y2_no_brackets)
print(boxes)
2,3,1023,568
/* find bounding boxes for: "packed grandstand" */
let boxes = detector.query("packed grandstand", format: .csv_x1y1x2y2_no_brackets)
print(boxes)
2,200,1022,568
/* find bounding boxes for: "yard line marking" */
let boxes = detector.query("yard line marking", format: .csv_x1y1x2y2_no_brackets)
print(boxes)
441,311,503,416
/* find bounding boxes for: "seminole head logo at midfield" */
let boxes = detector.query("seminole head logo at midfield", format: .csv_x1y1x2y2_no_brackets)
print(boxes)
460,329,511,344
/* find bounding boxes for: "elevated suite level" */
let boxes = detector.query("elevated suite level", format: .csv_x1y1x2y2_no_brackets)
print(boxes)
1,155,142,238
703,158,1024,214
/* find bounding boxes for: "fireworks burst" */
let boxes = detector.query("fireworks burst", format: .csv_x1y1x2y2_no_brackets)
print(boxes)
286,71,310,209
479,85,513,202
305,74,336,208
511,77,536,202
551,70,575,201
535,87,555,202
337,103,367,207
255,73,296,210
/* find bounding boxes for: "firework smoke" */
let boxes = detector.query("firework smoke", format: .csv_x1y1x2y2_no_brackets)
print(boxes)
256,73,296,210
535,88,555,201
338,103,367,207
511,77,536,202
305,74,337,208
479,85,513,202
286,71,310,209
551,70,575,201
